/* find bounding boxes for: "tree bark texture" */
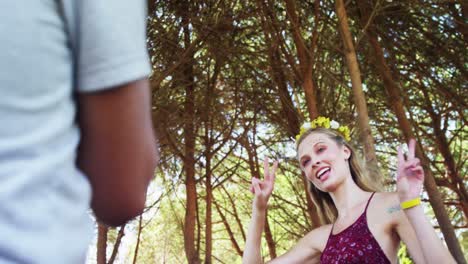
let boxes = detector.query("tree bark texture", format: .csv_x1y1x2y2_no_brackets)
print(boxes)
97,223,108,264
132,216,143,264
264,211,277,259
204,132,213,264
108,225,126,264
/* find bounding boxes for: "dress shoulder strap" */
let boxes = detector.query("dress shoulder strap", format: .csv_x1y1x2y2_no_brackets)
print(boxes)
364,192,376,212
328,222,335,236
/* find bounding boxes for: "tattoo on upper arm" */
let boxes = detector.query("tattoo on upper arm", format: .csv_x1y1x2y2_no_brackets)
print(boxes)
387,204,401,214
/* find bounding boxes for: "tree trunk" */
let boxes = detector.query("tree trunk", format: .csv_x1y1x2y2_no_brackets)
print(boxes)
182,6,200,262
335,0,383,188
204,138,213,264
196,194,201,260
203,57,220,264
108,224,126,264
147,0,156,17
284,0,322,227
259,0,321,228
214,200,243,256
222,185,246,241
183,64,200,261
132,216,143,264
97,223,108,264
431,117,468,219
242,137,278,256
257,0,300,137
284,0,319,119
356,1,466,262
264,212,277,259
267,33,301,136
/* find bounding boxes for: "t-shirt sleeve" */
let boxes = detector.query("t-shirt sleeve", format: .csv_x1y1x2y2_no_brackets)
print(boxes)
67,0,151,92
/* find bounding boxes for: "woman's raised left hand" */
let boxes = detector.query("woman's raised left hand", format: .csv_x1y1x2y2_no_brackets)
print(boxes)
396,139,425,202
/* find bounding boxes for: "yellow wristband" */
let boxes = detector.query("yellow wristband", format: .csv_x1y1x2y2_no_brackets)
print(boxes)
400,197,421,209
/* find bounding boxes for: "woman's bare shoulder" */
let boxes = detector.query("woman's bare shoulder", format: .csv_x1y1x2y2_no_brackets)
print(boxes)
302,223,333,250
373,191,400,205
268,224,332,263
371,192,405,225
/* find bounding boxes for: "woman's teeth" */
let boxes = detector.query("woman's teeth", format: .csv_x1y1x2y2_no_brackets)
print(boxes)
317,168,330,179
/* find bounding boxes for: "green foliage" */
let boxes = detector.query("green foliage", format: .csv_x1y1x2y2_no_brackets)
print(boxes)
461,230,468,261
398,243,414,264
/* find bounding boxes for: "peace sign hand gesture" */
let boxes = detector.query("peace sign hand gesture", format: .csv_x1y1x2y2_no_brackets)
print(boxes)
396,139,425,202
250,157,278,212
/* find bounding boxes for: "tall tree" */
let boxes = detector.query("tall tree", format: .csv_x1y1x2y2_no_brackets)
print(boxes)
284,0,321,119
181,17,201,264
258,0,323,228
335,0,383,187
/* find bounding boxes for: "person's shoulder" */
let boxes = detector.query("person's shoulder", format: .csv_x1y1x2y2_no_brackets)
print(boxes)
374,191,400,205
310,223,333,236
371,191,405,225
302,224,333,249
272,224,331,262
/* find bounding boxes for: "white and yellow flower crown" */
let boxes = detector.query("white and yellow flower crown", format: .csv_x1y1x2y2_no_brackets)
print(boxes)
295,116,351,143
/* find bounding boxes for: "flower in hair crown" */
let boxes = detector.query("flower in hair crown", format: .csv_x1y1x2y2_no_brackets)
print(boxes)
295,116,351,142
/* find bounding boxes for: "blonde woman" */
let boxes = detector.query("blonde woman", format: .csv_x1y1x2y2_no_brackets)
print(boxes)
243,120,455,263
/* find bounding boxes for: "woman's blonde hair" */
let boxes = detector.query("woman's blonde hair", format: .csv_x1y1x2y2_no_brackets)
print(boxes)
296,127,381,225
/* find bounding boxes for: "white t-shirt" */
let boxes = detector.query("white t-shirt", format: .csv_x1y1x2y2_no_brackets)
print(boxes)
0,1,150,263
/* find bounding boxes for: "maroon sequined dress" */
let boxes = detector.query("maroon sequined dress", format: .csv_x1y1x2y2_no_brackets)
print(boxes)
320,192,391,264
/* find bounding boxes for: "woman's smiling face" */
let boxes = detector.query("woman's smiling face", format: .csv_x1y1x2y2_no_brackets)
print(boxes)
297,132,351,192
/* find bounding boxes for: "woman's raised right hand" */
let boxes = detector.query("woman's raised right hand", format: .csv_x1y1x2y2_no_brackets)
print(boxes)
250,157,278,212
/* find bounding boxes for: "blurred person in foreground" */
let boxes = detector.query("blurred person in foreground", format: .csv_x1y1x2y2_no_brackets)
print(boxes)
0,1,158,263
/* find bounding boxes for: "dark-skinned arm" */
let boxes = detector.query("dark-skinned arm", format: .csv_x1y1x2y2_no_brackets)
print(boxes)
77,78,158,226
